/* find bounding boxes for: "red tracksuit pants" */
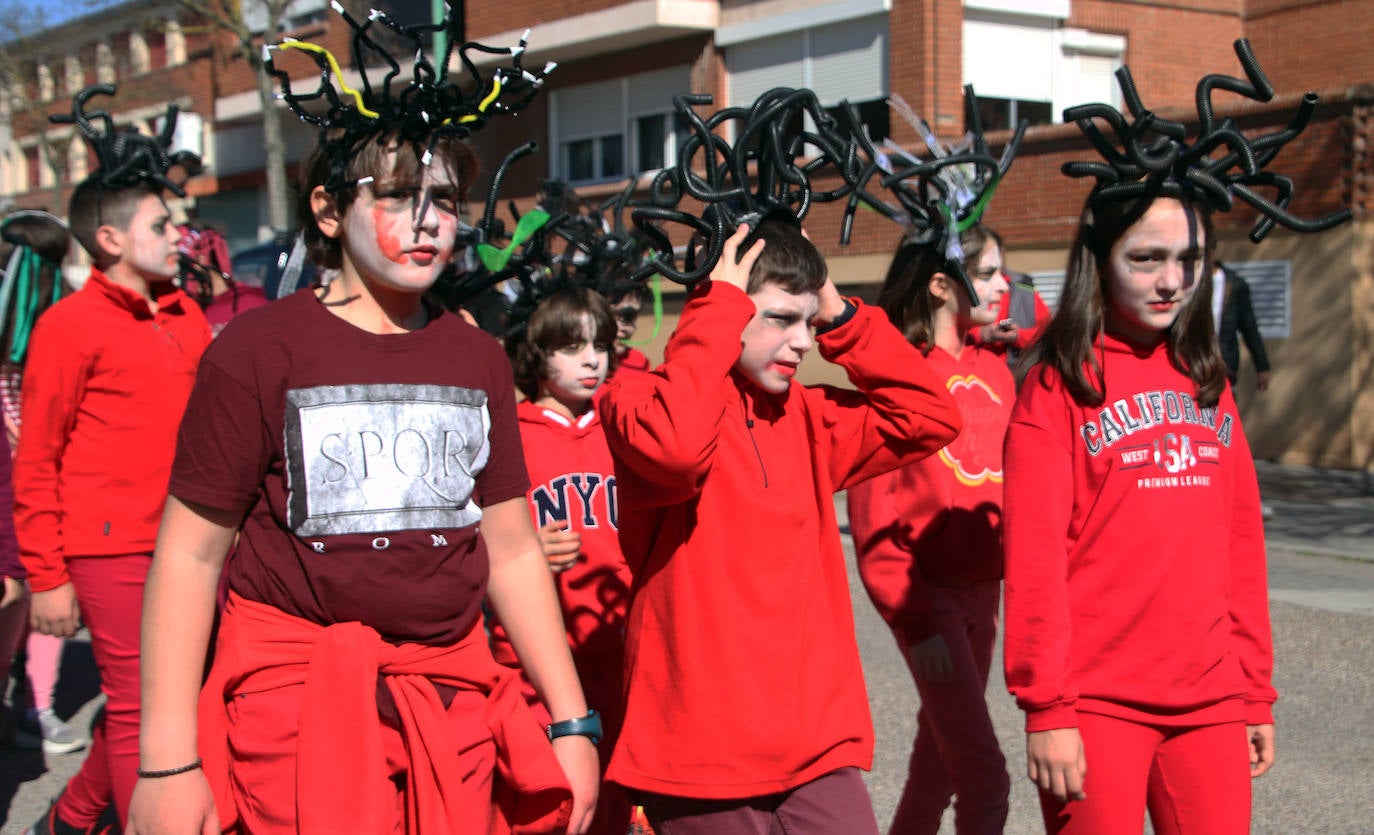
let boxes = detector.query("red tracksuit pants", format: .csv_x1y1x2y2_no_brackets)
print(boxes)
56,554,150,829
1038,713,1252,835
889,580,1009,835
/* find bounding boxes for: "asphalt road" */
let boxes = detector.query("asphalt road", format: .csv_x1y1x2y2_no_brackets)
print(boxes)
4,476,1372,834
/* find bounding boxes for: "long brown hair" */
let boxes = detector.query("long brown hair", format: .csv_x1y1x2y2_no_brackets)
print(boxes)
875,225,990,355
1021,194,1227,407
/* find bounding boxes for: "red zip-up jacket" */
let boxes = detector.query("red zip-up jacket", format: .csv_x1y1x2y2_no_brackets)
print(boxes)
1003,333,1275,733
14,269,210,590
598,281,961,798
848,339,1014,646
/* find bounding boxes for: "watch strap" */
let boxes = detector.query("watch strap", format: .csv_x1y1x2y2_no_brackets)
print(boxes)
547,709,602,745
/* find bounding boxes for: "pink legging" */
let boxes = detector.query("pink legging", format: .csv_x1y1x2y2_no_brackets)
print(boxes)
25,630,64,711
1038,713,1251,835
52,554,150,830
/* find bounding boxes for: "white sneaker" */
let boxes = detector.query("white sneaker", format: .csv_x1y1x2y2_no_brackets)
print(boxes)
13,708,89,755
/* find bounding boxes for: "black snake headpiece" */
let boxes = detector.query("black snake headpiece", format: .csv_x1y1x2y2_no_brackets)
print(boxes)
1063,38,1350,241
53,84,203,197
459,168,653,344
848,86,1025,304
629,88,887,285
264,0,554,193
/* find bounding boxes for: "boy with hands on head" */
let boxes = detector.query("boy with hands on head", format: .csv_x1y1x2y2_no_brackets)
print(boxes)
599,220,962,834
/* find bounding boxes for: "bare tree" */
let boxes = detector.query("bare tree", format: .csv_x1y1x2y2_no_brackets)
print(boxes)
171,0,312,233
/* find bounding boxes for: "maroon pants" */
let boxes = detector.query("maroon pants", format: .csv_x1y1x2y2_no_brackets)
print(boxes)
889,581,1008,835
641,767,879,835
1039,713,1251,835
57,554,150,829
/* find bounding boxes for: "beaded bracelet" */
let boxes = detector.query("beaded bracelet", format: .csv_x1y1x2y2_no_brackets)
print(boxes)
137,759,203,779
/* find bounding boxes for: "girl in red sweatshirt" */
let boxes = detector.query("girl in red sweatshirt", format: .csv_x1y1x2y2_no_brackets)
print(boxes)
848,224,1013,835
1001,40,1361,832
494,286,635,835
1002,193,1274,834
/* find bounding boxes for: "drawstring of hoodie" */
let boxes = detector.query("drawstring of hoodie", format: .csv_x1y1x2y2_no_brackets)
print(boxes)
740,392,769,488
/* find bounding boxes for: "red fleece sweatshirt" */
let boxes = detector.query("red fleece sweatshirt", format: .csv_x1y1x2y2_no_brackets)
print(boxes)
848,339,1014,646
200,593,572,834
1003,333,1275,733
14,270,210,590
491,401,630,667
598,281,961,798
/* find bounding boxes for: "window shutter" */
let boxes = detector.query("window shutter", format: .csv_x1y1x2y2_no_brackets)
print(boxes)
627,66,692,116
727,32,806,107
963,16,1054,102
809,16,887,105
557,79,624,140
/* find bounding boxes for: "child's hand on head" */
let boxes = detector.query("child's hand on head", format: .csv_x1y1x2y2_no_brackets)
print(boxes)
814,278,848,326
537,520,582,573
710,224,765,293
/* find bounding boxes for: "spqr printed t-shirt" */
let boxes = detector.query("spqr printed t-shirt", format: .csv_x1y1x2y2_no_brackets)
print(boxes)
169,289,528,645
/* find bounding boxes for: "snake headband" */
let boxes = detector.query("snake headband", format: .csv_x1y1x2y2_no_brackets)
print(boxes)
845,85,1025,304
53,84,203,197
444,164,656,343
264,0,554,193
1063,38,1350,241
627,88,890,285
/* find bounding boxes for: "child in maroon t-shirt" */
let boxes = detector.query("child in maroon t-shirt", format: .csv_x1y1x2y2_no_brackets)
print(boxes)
128,24,599,835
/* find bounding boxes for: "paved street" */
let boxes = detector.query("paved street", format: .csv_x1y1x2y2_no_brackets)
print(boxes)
4,463,1372,833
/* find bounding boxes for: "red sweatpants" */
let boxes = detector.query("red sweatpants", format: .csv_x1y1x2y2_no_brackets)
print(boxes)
225,675,497,833
889,581,1008,835
57,554,150,829
1038,713,1251,835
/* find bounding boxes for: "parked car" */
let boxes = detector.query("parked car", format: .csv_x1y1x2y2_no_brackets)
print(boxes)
230,233,321,300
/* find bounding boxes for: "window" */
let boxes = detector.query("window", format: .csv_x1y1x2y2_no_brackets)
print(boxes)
551,67,691,184
963,12,1124,129
975,98,1053,133
726,14,889,142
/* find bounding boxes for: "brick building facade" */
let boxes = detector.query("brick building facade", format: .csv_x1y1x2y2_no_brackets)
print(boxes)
1,0,1370,468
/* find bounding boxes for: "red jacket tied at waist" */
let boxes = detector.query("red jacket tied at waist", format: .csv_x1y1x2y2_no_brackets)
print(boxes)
199,593,572,834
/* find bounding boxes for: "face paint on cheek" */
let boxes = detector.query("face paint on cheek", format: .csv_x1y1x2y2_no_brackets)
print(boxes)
372,206,406,264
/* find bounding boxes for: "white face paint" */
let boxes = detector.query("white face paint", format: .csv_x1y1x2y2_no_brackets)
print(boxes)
959,241,1011,327
540,315,609,415
1104,198,1204,345
340,152,463,294
120,195,182,280
735,282,819,395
